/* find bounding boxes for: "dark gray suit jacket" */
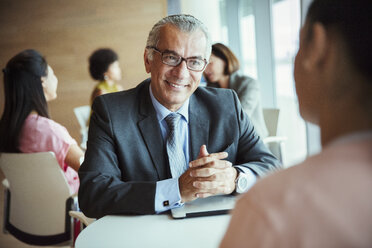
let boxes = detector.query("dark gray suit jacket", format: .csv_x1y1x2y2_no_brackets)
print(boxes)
207,72,269,138
78,79,280,218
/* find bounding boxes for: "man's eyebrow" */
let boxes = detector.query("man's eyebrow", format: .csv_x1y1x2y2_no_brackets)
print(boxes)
163,49,204,59
188,55,204,60
163,49,179,55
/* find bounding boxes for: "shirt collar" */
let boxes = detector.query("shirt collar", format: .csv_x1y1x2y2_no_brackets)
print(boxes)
149,84,189,123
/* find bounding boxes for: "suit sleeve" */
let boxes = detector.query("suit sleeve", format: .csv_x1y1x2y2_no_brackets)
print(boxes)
231,90,282,177
78,96,156,218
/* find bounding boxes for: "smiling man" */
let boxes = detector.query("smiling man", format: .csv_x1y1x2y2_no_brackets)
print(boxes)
78,14,280,218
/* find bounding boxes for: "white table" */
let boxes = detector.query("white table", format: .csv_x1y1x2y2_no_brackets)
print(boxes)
75,213,231,248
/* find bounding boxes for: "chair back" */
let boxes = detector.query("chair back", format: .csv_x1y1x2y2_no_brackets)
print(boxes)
73,105,91,149
262,108,287,164
263,108,280,136
0,152,74,245
73,105,90,131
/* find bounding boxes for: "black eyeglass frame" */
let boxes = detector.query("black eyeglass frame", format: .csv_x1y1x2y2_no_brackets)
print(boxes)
147,46,208,72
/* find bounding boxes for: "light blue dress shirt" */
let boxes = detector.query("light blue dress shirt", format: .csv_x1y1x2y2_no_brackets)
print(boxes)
149,86,189,213
149,85,256,213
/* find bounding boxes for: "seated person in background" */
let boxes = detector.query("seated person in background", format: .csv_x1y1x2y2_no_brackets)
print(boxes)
89,48,123,105
0,49,84,194
204,43,268,138
78,14,281,218
221,0,372,247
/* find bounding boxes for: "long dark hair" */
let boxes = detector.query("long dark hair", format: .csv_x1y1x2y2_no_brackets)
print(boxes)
0,49,49,152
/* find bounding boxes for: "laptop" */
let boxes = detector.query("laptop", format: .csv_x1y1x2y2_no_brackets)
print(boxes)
170,195,237,219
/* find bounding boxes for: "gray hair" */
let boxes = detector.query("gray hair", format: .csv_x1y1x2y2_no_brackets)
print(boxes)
146,14,212,61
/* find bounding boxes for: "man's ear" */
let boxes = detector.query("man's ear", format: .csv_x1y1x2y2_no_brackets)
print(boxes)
303,23,328,71
144,49,151,73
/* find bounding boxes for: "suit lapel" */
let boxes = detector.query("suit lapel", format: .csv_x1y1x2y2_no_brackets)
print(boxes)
137,80,168,179
189,93,210,161
136,82,211,176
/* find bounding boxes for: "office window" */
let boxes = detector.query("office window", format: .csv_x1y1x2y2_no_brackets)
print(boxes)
180,0,307,166
272,0,306,166
239,0,258,78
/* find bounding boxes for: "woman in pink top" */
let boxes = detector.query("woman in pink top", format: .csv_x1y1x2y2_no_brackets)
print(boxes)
0,49,84,194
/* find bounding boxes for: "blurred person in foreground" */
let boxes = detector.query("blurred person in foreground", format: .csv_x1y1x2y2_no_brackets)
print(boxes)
78,14,280,218
220,0,372,247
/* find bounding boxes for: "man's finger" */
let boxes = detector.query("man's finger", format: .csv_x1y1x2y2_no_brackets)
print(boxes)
195,192,213,198
189,152,228,167
197,145,209,159
193,180,223,189
190,167,217,177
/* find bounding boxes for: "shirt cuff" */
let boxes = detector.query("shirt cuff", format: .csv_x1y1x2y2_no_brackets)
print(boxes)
155,178,183,213
234,165,257,192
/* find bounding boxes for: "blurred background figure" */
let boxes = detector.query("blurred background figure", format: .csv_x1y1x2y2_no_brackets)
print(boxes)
204,43,268,138
0,49,84,194
89,48,123,105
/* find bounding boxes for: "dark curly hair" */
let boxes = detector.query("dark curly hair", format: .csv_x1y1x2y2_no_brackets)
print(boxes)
88,48,118,81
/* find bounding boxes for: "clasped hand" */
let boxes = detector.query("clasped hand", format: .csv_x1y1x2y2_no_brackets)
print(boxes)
179,145,237,203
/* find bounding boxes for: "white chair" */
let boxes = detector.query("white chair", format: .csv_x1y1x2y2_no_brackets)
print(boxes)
69,210,95,229
73,105,91,150
262,108,287,164
0,152,77,246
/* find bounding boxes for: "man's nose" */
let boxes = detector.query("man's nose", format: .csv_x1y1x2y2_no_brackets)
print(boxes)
172,60,189,79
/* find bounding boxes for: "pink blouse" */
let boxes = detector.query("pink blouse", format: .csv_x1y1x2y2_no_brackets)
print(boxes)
19,114,79,194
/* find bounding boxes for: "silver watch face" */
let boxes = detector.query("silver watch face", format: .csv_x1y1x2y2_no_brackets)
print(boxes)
238,176,248,190
236,174,249,193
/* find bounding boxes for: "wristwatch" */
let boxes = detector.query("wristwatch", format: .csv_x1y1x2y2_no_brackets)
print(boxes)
235,172,250,194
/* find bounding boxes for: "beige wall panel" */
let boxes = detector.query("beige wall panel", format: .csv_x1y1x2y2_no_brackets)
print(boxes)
0,0,167,143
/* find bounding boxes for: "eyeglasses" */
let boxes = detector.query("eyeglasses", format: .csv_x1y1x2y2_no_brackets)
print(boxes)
147,46,208,72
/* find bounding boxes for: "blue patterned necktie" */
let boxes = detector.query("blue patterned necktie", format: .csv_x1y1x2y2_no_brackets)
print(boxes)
165,113,187,178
